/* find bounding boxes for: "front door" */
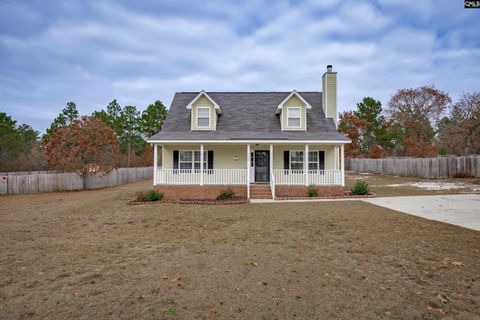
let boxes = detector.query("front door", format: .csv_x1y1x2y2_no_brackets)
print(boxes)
255,150,269,182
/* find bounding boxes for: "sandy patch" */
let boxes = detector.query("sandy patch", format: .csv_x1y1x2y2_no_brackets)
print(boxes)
387,181,480,191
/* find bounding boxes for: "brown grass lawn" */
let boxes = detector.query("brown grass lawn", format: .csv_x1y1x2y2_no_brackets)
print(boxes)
0,179,479,320
346,171,480,197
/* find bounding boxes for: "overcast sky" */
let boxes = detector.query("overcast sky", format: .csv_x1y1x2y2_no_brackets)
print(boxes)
1,0,479,133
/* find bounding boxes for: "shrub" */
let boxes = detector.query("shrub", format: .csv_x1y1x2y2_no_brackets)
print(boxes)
217,187,235,200
136,190,163,202
351,181,369,195
307,186,319,197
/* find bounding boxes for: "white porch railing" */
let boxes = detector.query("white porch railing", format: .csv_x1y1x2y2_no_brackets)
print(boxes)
273,169,342,185
156,168,247,185
155,168,341,186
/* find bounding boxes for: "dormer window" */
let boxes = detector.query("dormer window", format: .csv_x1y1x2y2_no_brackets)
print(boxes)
287,107,301,127
197,107,210,127
275,90,311,131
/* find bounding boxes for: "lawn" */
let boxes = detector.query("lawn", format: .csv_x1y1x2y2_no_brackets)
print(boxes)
0,178,479,320
346,171,480,197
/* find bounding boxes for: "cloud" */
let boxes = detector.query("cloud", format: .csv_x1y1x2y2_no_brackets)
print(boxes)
0,0,479,133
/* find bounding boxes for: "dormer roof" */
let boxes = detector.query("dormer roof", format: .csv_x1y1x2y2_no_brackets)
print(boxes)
274,90,312,115
186,90,222,114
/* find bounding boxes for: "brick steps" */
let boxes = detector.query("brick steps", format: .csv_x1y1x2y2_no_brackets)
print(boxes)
250,184,272,199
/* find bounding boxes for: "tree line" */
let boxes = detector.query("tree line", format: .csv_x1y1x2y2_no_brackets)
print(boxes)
0,100,167,172
338,86,480,158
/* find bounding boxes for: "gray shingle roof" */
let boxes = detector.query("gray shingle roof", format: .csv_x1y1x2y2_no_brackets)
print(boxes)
148,92,350,142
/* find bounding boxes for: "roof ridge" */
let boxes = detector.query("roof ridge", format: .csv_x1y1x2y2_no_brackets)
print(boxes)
178,91,321,94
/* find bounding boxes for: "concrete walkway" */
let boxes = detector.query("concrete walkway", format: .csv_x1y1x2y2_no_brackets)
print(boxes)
362,194,480,231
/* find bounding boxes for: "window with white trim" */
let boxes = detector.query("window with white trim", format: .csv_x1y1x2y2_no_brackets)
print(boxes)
308,151,318,171
179,150,207,170
289,151,304,170
197,107,210,127
289,151,320,171
287,107,301,127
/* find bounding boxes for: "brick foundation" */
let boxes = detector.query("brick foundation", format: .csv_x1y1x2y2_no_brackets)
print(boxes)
275,185,345,198
154,185,247,201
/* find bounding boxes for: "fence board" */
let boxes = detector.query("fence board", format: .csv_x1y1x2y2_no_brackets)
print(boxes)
346,156,480,179
1,167,153,195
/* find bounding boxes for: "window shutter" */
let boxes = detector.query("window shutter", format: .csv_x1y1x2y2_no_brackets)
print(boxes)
319,151,325,170
283,151,289,171
207,151,214,170
173,150,179,169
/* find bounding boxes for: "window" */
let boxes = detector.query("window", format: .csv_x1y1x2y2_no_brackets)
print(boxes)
289,151,321,171
290,151,304,170
287,107,301,127
197,107,210,127
308,151,318,171
179,150,207,170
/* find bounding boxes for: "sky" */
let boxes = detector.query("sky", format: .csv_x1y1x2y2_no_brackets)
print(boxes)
1,0,479,133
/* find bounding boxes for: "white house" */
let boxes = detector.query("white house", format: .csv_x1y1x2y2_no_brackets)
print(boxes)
147,65,350,200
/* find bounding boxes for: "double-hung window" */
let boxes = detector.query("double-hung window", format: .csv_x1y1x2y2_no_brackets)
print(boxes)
179,151,207,171
289,151,321,171
197,107,210,127
287,107,301,127
289,151,304,171
308,151,318,171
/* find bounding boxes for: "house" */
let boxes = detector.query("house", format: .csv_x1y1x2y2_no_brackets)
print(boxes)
147,65,350,200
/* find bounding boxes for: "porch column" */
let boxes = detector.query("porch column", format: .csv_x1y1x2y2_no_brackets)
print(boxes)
200,144,204,185
269,144,273,182
304,144,309,186
246,144,251,199
153,144,158,185
340,145,345,186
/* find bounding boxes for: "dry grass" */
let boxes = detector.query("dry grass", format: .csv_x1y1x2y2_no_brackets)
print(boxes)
346,171,480,197
0,179,479,319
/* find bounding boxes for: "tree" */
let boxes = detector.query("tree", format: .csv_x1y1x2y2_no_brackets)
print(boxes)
338,111,368,158
120,105,142,167
0,112,40,171
93,99,123,137
353,97,393,155
44,116,119,172
386,85,451,157
438,92,480,155
93,100,148,167
45,102,79,139
139,100,168,138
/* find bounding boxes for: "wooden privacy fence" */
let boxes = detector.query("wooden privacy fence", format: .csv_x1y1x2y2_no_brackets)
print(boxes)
345,156,480,179
0,167,153,195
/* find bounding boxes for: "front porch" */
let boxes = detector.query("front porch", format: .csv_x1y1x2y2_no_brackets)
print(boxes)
152,142,346,200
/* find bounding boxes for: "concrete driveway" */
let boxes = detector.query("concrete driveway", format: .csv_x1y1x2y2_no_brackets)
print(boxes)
363,194,480,231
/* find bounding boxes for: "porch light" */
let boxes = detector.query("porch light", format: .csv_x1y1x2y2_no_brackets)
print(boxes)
233,155,239,161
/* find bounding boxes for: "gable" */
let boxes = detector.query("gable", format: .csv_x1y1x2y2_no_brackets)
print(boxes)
281,94,307,131
191,95,217,131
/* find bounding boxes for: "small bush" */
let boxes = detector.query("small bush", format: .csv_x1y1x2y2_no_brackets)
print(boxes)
453,171,474,179
136,190,163,202
351,181,369,195
217,187,235,200
307,186,319,197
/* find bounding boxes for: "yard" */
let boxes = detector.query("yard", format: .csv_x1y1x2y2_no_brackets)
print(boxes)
0,175,479,319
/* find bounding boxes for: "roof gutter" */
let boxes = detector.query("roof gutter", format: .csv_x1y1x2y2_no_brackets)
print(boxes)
147,139,351,145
